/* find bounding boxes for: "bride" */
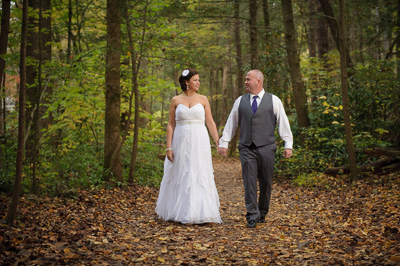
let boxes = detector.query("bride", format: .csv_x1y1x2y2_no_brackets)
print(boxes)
155,68,222,224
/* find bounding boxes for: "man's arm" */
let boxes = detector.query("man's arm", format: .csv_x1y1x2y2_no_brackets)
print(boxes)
218,97,241,156
273,95,293,158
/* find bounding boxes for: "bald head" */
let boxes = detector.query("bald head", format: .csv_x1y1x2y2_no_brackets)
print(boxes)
245,70,264,94
248,70,264,84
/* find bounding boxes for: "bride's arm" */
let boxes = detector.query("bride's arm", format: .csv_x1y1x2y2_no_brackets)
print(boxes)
166,97,178,161
203,96,219,146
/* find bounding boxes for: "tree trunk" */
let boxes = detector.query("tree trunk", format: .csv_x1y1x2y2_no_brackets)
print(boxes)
23,0,52,194
263,0,270,40
281,0,310,143
0,0,11,95
6,0,28,226
221,53,229,125
307,0,317,57
249,0,259,69
39,0,52,132
318,0,353,68
104,0,122,181
0,0,11,154
230,0,244,156
316,1,329,59
124,0,146,184
397,0,400,78
67,0,72,63
25,0,40,194
209,67,216,117
338,0,358,181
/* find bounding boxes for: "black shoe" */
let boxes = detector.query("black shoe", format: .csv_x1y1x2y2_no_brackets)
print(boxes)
258,216,266,223
247,220,257,228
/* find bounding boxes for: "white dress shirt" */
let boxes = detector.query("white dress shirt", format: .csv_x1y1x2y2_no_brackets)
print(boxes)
219,89,293,149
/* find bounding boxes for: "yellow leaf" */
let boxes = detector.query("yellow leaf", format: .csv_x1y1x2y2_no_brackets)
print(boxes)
161,246,168,253
389,256,400,262
64,247,71,254
158,257,166,263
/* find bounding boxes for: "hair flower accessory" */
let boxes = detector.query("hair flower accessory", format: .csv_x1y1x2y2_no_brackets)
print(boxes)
182,69,189,77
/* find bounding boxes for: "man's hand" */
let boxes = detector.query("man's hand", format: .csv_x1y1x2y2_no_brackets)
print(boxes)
283,148,292,159
218,147,228,157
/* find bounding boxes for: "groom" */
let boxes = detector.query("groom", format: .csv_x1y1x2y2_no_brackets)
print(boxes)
218,70,293,228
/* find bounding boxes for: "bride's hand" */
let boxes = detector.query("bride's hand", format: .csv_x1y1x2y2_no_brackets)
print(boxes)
167,150,174,162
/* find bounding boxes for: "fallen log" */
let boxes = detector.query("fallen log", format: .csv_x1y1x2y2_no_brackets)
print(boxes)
324,157,397,175
324,148,400,175
364,148,400,158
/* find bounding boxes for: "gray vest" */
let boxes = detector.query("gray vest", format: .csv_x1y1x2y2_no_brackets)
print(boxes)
238,93,276,147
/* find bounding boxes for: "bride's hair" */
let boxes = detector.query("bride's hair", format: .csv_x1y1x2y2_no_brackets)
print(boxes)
178,68,198,91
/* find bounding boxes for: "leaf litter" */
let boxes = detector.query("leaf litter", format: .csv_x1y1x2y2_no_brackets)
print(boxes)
1,157,399,265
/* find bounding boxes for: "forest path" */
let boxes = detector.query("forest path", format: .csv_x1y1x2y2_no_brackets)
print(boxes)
1,157,399,265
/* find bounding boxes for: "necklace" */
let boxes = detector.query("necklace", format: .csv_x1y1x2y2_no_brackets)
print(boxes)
183,92,196,99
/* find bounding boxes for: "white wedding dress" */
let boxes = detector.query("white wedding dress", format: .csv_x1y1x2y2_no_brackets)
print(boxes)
155,103,222,224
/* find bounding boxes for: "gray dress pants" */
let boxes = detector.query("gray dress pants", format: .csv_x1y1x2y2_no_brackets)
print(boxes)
238,143,277,222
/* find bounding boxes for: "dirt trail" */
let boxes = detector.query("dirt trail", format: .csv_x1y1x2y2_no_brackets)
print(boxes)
1,157,399,265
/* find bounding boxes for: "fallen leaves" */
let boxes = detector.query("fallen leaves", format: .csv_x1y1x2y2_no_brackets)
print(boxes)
0,158,399,264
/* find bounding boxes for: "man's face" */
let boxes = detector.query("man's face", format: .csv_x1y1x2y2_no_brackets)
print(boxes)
244,71,261,94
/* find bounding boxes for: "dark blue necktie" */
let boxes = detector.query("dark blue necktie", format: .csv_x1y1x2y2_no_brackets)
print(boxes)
252,95,258,114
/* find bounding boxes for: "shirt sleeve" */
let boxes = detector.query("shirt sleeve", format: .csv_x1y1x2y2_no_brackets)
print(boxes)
219,96,241,148
272,95,293,149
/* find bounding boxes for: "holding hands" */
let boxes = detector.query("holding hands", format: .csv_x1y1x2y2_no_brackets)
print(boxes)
217,147,228,157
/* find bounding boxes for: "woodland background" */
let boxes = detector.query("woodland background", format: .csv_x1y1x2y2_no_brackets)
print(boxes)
0,0,399,225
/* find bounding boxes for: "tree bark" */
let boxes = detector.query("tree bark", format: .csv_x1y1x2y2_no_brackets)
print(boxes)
397,0,400,78
0,0,11,94
0,0,11,148
67,0,72,63
104,0,123,181
338,0,358,181
307,0,317,57
316,1,329,59
125,0,147,184
281,0,310,143
39,0,52,131
221,52,229,126
25,0,40,194
6,0,28,226
263,0,270,40
249,0,259,69
230,0,244,156
318,0,353,68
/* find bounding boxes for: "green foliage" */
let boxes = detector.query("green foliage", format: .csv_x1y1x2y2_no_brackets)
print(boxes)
131,142,164,188
275,145,330,177
0,139,17,195
278,54,398,178
26,143,107,196
351,59,400,146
